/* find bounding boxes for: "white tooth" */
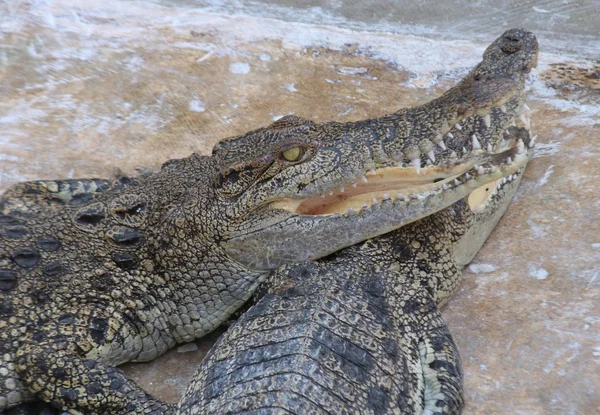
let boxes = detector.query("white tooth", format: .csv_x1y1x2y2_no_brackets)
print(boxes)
453,178,461,186
502,177,507,184
329,190,334,195
512,120,517,127
508,174,513,181
382,193,390,200
529,135,538,147
517,139,525,154
500,138,508,148
450,151,458,159
427,150,435,162
484,114,491,128
372,198,379,205
361,175,368,183
472,134,481,150
466,173,472,180
442,183,449,190
487,143,493,152
438,140,447,150
397,194,405,201
446,132,454,139
396,161,403,167
519,113,529,130
426,158,432,165
339,186,344,193
369,168,376,175
347,208,355,215
351,182,357,187
411,158,421,174
455,122,462,131
505,129,510,135
476,165,485,175
524,103,531,112
500,105,507,113
462,147,467,153
491,166,497,173
321,194,325,198
506,157,512,165
411,193,419,200
362,203,369,210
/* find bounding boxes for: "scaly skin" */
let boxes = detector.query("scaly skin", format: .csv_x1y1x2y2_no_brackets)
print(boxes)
176,131,535,415
0,29,537,414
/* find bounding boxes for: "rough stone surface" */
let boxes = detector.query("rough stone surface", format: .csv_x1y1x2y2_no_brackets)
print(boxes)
1,1,598,414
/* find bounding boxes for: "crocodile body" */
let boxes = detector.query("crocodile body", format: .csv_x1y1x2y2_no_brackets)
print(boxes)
177,129,532,415
1,29,537,414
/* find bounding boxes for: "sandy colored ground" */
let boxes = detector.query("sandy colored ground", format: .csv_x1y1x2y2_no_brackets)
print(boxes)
1,1,598,413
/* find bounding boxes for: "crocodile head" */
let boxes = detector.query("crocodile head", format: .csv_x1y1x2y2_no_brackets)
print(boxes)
210,29,538,270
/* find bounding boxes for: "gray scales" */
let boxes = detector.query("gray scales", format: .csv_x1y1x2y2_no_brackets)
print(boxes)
0,29,537,414
177,131,531,414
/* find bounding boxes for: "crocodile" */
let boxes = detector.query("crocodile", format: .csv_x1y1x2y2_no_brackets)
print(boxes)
0,28,537,414
175,29,539,415
177,127,533,415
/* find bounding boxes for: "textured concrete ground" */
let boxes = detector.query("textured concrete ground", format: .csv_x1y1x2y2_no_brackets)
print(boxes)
1,1,599,413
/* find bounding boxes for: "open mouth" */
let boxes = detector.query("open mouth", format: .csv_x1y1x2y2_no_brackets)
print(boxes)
272,120,534,216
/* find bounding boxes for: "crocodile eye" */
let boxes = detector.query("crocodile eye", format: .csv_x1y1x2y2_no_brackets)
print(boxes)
281,146,304,162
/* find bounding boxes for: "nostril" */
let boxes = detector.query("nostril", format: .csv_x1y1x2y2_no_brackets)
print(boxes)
501,35,523,54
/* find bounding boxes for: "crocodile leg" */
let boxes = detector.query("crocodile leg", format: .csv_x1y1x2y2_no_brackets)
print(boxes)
14,312,173,415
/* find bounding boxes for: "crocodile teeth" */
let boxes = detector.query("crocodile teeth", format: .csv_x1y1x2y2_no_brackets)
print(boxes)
519,114,530,130
339,186,344,193
442,183,449,190
505,129,510,135
476,165,485,175
462,147,467,153
382,193,390,200
329,190,334,196
397,194,405,201
453,178,461,186
351,182,357,187
529,135,538,147
506,157,512,165
517,139,525,154
472,134,482,150
438,140,447,150
502,177,507,184
500,105,507,113
361,175,368,183
486,143,493,152
491,165,497,173
484,114,491,128
455,122,462,131
368,168,376,175
411,158,421,174
372,198,379,205
524,103,531,112
512,120,517,127
450,151,458,159
427,150,435,162
347,207,355,215
446,132,454,139
465,173,472,180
